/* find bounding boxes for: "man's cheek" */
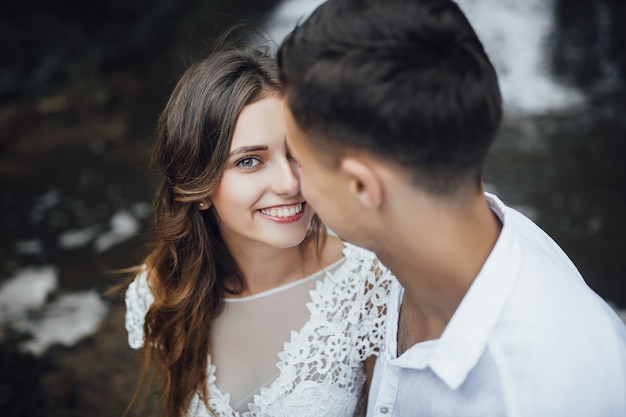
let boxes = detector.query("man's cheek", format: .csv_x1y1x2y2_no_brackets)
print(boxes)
299,179,310,199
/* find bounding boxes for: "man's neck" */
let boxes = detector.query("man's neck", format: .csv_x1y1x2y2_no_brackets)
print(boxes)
376,188,502,353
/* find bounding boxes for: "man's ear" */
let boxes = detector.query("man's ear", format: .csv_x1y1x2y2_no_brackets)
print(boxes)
340,157,383,209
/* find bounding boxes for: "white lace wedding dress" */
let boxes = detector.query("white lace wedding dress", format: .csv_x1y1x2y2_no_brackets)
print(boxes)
125,243,392,417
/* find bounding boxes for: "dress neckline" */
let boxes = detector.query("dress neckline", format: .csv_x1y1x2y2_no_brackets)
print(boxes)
209,251,350,414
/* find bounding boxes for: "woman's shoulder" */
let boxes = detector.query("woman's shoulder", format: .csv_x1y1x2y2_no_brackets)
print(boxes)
312,238,390,355
320,234,378,263
124,265,154,349
340,240,378,262
126,265,151,295
338,239,386,276
322,236,392,290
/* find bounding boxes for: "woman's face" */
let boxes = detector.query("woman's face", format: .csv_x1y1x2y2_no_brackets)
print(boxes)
208,95,314,250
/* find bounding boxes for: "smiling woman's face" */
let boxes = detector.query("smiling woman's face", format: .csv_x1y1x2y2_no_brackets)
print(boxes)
208,95,314,251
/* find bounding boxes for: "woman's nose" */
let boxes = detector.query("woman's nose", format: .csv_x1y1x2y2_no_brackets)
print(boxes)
271,156,300,196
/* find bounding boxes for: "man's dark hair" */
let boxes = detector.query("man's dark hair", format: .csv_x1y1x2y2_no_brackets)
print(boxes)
278,0,502,194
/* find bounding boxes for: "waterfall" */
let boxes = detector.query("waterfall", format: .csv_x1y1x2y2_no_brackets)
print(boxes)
263,0,584,114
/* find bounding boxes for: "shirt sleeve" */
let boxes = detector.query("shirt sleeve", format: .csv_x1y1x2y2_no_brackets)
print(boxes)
124,268,154,349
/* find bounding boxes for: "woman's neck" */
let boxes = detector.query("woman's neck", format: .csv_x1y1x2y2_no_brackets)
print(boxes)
224,234,344,298
229,243,305,297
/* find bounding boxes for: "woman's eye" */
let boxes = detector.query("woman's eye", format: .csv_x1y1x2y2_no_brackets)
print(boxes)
236,157,260,169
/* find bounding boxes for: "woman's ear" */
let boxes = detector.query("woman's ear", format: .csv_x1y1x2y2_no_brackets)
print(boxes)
340,157,384,209
198,199,212,210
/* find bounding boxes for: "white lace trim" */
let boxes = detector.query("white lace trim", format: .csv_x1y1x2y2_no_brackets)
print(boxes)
125,243,392,417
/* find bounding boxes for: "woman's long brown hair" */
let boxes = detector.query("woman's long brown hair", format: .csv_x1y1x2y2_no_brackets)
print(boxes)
127,44,323,417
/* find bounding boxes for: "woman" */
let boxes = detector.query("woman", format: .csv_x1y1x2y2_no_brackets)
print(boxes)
124,43,391,417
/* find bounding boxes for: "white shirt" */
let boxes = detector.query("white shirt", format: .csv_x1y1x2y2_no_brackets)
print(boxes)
367,192,626,417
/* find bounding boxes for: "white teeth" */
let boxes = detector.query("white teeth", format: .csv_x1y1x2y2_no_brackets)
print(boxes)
260,203,304,218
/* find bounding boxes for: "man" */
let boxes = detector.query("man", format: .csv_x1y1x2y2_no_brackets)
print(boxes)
277,0,626,416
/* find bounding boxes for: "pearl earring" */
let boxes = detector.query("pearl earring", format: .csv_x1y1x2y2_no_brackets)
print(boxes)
199,202,205,207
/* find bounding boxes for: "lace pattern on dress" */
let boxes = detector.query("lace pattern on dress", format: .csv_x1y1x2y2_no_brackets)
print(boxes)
125,243,392,417
124,266,153,350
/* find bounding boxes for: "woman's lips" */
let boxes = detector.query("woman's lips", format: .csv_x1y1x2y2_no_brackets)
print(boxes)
258,202,306,223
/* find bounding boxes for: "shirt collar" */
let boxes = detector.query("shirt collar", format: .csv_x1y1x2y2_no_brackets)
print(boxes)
388,193,522,390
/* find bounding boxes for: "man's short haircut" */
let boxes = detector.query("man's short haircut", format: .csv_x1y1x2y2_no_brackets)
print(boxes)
278,0,503,195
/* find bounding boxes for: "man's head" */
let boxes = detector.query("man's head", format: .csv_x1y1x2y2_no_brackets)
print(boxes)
279,0,502,243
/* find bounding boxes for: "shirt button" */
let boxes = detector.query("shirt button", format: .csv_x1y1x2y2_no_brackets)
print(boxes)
380,406,389,414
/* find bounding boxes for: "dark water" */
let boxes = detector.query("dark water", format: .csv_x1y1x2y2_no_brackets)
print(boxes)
0,0,625,415
484,91,626,307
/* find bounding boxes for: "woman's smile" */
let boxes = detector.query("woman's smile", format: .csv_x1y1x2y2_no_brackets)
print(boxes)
258,202,306,223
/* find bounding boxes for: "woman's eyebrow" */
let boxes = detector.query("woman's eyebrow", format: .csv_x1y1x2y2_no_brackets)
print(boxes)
229,145,269,157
